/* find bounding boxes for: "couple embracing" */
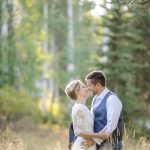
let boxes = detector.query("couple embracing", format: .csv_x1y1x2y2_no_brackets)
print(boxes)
65,70,123,150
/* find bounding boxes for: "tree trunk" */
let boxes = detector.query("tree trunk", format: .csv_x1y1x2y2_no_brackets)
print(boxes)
41,2,49,114
41,0,60,114
1,0,8,85
49,0,59,109
67,0,75,73
7,0,16,86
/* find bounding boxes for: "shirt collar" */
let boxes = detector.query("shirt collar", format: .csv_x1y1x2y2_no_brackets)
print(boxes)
97,87,109,100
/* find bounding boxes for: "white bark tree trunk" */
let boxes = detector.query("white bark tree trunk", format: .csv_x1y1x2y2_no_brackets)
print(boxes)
1,0,8,73
78,0,83,21
42,2,49,114
67,0,75,113
49,0,59,106
42,0,59,114
67,0,75,73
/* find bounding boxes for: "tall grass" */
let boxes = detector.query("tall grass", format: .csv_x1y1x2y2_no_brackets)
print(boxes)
0,127,25,150
0,126,150,150
123,125,150,150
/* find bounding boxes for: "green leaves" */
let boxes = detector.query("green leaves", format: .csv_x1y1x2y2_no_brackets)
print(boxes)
0,86,35,120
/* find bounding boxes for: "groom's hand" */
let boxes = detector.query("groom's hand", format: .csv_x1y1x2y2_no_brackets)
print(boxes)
81,138,95,150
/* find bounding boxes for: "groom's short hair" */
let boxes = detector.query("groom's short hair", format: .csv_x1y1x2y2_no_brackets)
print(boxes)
85,70,106,86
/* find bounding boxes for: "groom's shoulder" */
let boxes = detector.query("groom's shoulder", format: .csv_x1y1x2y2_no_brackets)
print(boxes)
109,90,120,98
108,91,122,101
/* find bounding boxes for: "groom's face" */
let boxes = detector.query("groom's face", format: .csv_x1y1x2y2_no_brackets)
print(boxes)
86,79,98,95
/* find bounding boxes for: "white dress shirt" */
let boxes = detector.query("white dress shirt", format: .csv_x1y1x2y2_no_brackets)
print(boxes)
91,88,122,144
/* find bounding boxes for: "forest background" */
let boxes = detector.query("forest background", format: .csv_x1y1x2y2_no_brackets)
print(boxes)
0,0,150,149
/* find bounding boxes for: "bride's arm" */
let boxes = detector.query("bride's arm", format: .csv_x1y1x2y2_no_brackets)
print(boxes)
78,131,110,140
73,108,110,140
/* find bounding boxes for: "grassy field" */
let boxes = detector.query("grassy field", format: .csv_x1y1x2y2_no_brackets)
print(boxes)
0,118,68,150
0,118,150,150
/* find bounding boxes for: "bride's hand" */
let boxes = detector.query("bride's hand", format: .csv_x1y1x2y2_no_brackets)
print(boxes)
81,138,95,150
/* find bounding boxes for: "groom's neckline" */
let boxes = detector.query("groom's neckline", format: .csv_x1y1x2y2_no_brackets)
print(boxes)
96,88,109,100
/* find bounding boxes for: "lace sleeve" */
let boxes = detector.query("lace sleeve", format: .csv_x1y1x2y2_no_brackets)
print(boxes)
73,109,84,136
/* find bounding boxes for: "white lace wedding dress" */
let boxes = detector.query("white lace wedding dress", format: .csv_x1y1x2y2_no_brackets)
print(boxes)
71,103,96,150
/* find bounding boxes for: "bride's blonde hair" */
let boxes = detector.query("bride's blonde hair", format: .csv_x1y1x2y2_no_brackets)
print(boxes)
65,80,82,100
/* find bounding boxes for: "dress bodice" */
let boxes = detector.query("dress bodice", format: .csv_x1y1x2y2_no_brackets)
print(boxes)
71,103,96,150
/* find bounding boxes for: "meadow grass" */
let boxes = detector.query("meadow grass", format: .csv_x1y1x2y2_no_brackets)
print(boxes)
0,120,149,150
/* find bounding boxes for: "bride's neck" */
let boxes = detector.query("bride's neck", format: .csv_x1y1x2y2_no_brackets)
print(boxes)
76,97,86,105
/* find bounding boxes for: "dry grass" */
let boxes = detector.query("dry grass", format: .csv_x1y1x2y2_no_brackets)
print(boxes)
0,127,25,150
123,136,150,150
0,117,68,150
122,126,150,150
0,119,150,150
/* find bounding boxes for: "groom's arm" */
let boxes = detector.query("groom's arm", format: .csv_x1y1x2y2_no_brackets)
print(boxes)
80,131,110,150
78,131,110,139
102,95,122,134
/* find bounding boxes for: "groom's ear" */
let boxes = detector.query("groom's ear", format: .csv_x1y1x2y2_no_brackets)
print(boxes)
96,83,101,87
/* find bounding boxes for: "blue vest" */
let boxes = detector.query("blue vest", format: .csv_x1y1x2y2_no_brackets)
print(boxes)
93,91,123,150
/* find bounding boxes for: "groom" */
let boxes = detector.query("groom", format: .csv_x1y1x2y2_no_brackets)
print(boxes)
81,70,123,150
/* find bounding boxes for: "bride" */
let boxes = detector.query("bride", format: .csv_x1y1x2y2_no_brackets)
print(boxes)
65,80,109,150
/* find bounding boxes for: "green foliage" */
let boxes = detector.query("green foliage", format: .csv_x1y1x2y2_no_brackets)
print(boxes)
92,0,150,121
129,0,150,14
0,86,39,121
40,100,71,127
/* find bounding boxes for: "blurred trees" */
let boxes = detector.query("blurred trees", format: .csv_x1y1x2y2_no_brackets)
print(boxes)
0,0,41,91
92,0,150,136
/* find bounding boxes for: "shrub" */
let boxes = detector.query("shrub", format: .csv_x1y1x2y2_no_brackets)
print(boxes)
0,86,39,122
